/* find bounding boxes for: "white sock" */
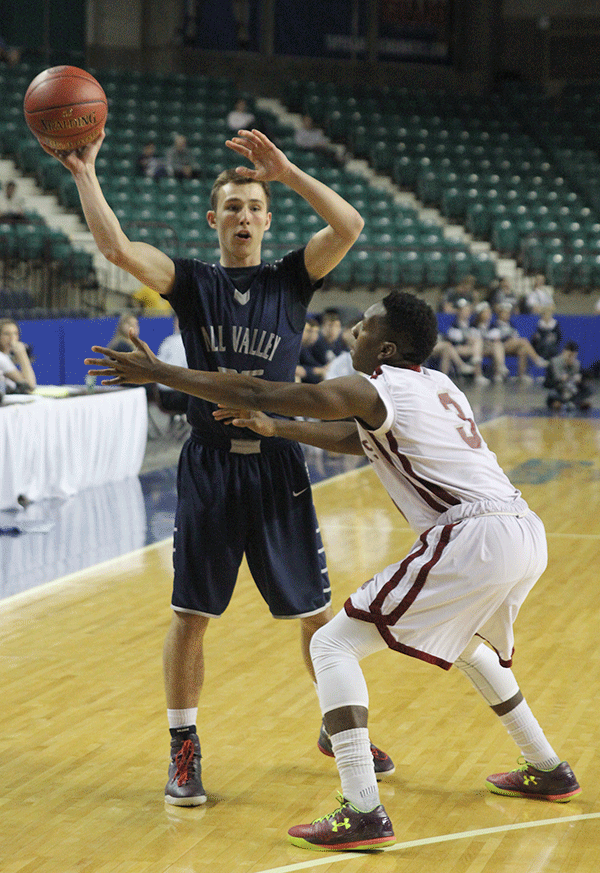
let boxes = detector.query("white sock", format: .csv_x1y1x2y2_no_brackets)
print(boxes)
499,700,560,770
167,708,198,730
330,728,380,812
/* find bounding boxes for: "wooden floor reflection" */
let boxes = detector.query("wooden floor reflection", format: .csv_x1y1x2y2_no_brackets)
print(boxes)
1,415,599,873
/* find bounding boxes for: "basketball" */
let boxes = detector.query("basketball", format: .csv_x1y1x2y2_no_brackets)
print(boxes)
23,65,107,153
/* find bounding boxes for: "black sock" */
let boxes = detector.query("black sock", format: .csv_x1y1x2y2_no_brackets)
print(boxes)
169,725,197,740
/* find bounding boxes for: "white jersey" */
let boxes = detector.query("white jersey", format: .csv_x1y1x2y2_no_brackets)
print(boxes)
356,365,521,534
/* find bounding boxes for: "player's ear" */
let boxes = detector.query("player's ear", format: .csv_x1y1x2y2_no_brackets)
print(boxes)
264,211,272,231
379,341,397,362
207,210,217,228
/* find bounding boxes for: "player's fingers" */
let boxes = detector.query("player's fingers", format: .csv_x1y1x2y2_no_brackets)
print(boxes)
90,345,117,358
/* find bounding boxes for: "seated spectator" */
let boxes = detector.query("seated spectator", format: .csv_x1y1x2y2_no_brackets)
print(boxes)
530,305,562,361
545,341,592,411
136,141,167,180
489,276,520,313
156,317,189,413
132,283,173,315
0,33,20,66
522,273,554,314
296,317,329,383
0,317,36,391
323,322,358,380
294,115,333,154
443,298,488,385
166,134,201,180
312,308,348,364
108,313,140,353
0,180,27,221
427,334,475,379
226,98,256,132
438,274,478,314
494,302,548,382
472,302,509,383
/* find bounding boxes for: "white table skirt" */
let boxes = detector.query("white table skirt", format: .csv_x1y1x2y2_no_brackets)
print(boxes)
0,388,148,510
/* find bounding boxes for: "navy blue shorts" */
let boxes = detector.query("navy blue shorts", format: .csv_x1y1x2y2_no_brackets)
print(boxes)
171,436,331,618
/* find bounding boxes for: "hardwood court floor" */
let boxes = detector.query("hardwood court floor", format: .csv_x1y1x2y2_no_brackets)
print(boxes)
0,412,599,873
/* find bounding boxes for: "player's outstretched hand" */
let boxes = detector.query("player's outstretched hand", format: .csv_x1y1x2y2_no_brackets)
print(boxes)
212,406,277,437
85,331,159,385
225,129,293,183
39,129,105,175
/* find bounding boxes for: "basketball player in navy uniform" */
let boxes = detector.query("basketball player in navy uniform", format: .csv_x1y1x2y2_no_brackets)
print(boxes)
88,290,580,851
49,128,393,805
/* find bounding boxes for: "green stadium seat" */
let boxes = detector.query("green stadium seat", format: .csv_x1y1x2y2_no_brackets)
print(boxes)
424,250,451,286
396,250,424,287
470,251,497,286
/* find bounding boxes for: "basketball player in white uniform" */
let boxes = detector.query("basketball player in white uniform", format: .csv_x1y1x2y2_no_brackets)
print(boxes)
87,290,581,853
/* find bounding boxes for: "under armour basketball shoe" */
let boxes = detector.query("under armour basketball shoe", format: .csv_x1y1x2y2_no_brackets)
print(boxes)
486,759,581,802
288,795,395,851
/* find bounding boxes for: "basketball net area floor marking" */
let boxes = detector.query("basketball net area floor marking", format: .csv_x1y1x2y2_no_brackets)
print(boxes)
256,812,600,873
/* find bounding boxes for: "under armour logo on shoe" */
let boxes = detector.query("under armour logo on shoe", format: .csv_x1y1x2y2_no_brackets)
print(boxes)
331,818,351,832
523,774,538,786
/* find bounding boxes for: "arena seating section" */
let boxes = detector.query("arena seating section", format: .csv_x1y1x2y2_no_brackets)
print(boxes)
2,62,600,319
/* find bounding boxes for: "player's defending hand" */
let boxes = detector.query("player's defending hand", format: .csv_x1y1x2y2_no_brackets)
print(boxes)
39,129,105,175
212,406,277,437
85,332,159,385
225,129,294,184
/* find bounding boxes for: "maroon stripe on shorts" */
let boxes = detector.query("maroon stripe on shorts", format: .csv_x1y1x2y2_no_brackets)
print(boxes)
344,523,458,670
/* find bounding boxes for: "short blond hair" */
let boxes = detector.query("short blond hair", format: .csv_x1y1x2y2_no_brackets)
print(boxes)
210,168,271,212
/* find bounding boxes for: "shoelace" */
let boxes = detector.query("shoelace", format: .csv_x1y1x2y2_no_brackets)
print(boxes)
174,739,196,786
311,794,351,825
370,744,387,762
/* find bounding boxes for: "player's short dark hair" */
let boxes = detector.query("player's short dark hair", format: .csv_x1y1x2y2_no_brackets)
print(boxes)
381,290,438,365
564,340,579,352
210,168,271,211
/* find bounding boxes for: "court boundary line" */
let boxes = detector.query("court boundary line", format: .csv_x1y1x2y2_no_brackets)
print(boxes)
256,811,600,873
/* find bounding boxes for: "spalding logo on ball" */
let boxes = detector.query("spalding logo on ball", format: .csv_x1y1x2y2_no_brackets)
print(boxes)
23,65,107,153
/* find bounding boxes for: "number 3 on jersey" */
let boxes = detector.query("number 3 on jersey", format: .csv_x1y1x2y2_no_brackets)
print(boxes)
438,391,482,449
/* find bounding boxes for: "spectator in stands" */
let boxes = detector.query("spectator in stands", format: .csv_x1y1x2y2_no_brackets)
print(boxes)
294,115,330,152
494,302,548,382
530,305,562,362
545,341,592,411
132,283,174,315
427,334,475,379
0,180,27,221
226,98,255,133
166,134,201,180
136,141,167,181
472,302,509,383
489,276,520,313
0,32,20,66
523,273,554,314
0,318,36,391
156,317,189,413
296,317,329,383
443,298,488,385
438,274,478,313
108,314,140,353
323,322,357,381
312,308,348,364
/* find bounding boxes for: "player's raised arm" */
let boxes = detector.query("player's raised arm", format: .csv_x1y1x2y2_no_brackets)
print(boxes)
85,334,386,429
225,129,364,281
41,133,175,296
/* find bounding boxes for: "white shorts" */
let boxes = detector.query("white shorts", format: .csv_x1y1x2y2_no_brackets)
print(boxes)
345,498,547,669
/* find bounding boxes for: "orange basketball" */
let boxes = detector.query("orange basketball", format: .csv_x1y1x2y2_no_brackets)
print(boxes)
23,65,107,153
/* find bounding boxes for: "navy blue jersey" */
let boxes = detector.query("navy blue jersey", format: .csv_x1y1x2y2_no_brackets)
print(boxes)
164,248,316,444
